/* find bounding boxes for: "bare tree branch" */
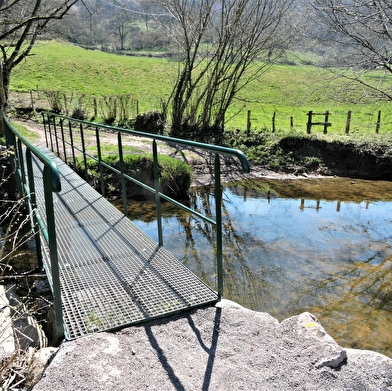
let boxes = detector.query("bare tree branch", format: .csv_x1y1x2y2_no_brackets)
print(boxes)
0,0,79,134
312,0,392,101
152,0,294,140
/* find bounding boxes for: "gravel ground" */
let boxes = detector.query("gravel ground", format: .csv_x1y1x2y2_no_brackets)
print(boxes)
32,300,392,391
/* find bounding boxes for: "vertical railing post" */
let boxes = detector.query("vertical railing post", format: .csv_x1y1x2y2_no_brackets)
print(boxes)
68,120,76,168
118,133,128,216
53,118,60,155
96,127,105,197
214,153,223,298
16,139,27,206
60,119,67,162
153,140,163,246
80,123,88,180
43,165,64,342
25,149,44,269
42,113,49,148
48,114,54,151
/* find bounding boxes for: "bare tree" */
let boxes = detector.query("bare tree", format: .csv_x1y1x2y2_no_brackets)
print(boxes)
311,0,392,101
153,0,294,140
0,0,79,134
110,9,134,50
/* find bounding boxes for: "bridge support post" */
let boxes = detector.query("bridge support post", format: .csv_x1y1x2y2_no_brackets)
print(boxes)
215,154,223,298
43,166,65,342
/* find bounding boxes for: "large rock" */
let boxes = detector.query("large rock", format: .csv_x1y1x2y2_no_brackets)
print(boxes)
32,300,392,390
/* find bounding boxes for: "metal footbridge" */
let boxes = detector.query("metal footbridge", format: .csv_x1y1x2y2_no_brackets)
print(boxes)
4,114,250,340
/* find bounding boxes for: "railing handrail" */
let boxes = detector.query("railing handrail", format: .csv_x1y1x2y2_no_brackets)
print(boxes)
51,113,251,174
3,116,64,342
43,112,250,300
3,117,61,191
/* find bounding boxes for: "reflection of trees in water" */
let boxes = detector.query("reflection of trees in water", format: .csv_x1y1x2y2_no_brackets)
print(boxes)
179,186,285,310
349,256,392,311
125,180,392,356
290,255,392,356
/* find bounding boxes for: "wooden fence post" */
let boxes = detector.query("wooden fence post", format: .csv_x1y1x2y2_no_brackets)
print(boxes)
375,110,381,134
306,111,312,134
323,110,330,134
63,94,68,115
247,110,251,134
345,110,351,134
93,97,98,117
30,90,35,111
272,111,276,133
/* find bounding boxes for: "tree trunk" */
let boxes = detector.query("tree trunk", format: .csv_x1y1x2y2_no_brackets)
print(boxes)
0,61,8,136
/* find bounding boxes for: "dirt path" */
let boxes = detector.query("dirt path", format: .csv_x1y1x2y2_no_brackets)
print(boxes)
14,118,321,187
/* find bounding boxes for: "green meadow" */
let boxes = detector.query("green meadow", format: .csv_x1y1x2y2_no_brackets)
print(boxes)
10,40,392,136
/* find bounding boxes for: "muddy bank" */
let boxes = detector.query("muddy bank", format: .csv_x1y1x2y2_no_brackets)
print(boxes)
277,137,392,180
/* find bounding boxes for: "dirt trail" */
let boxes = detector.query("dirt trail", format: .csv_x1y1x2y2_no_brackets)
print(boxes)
15,118,320,187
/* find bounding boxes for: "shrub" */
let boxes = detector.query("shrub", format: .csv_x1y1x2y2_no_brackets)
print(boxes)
134,111,166,135
75,153,191,199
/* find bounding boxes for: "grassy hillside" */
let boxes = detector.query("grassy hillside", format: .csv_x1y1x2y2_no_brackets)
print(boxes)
11,40,174,112
10,40,392,135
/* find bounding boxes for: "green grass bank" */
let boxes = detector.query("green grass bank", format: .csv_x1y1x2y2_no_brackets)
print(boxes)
8,40,392,179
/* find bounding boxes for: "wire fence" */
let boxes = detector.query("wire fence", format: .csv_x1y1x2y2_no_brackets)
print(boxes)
10,89,392,136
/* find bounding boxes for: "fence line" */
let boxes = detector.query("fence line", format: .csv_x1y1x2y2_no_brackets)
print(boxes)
10,89,392,135
244,108,392,135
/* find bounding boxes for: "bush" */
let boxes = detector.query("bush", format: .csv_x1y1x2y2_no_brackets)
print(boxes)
75,152,191,199
134,111,166,135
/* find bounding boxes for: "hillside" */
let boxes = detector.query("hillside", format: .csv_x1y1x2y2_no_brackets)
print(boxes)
9,40,392,134
8,40,392,180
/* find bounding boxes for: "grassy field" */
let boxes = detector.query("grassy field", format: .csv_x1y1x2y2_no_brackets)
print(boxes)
10,40,392,137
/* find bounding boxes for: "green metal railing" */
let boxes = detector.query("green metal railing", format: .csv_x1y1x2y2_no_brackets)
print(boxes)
3,116,64,340
42,113,250,298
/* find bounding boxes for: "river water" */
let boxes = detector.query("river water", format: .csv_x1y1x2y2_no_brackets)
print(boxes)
124,177,392,358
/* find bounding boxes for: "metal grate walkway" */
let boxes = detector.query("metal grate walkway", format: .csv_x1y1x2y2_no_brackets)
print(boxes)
32,148,219,339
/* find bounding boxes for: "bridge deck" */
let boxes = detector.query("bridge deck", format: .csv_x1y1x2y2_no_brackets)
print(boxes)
32,149,218,339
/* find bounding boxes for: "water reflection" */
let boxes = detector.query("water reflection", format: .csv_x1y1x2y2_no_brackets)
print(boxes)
120,177,392,358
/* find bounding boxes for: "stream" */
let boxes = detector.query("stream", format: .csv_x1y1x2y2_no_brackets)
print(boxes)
123,177,392,358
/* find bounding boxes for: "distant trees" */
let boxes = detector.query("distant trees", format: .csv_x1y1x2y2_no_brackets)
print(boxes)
0,0,79,134
312,0,392,101
152,0,294,140
110,9,134,50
